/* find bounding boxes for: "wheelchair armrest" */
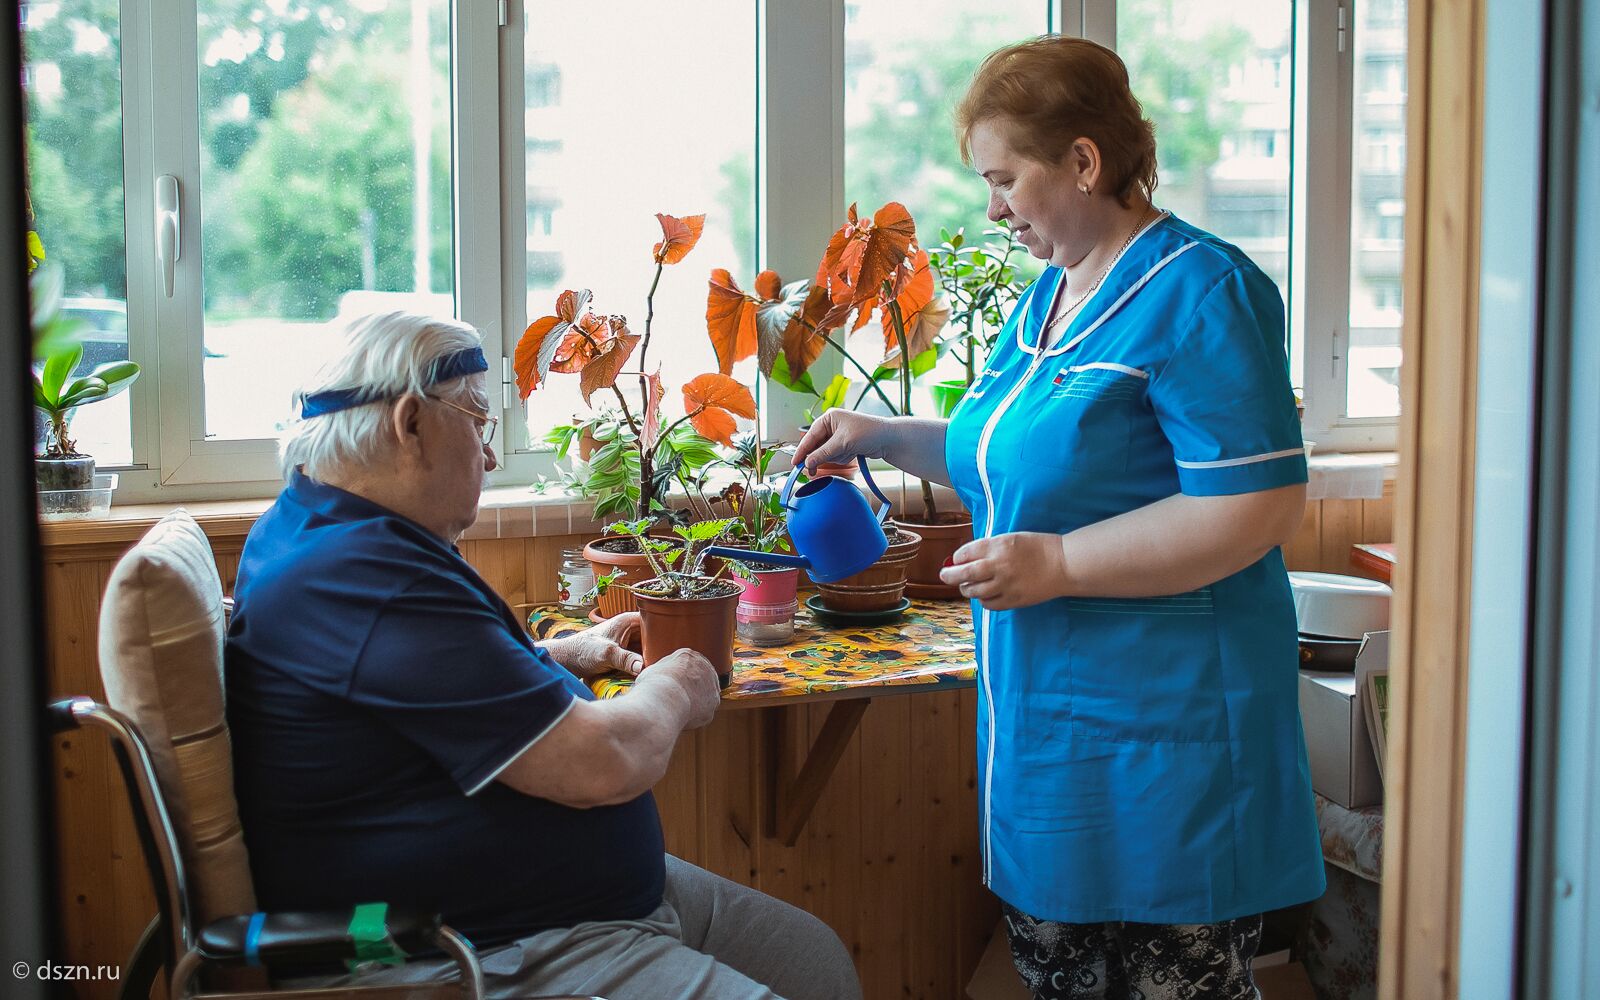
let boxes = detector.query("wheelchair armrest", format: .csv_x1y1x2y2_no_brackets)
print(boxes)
197,904,441,967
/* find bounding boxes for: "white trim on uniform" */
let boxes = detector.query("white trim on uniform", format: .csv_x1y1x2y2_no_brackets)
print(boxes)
1066,362,1150,380
465,696,578,796
1174,447,1307,470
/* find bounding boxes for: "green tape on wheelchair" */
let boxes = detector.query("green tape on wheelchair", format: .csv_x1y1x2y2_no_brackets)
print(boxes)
347,902,405,968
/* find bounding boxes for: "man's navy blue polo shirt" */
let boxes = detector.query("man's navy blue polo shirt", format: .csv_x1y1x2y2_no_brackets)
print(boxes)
225,471,664,944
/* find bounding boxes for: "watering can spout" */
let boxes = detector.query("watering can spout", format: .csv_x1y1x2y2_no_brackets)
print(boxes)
703,547,811,570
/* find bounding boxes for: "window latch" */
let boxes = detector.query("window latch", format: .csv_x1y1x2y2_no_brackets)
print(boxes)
498,0,508,27
1337,4,1348,54
155,175,181,298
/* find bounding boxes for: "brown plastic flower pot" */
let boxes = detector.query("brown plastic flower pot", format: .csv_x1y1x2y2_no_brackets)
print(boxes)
815,527,922,613
634,582,742,688
892,512,973,600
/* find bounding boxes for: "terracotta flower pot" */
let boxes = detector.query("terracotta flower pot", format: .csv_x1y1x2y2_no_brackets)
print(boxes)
576,428,602,461
812,460,859,480
583,536,662,620
635,581,742,688
892,512,974,600
815,528,922,613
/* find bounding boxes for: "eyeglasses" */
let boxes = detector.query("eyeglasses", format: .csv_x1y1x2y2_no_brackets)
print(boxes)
427,395,498,446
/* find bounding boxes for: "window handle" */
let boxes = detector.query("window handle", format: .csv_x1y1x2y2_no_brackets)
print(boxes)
155,174,181,298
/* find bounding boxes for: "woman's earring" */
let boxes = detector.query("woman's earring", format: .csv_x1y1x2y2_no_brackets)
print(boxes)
1079,183,1091,196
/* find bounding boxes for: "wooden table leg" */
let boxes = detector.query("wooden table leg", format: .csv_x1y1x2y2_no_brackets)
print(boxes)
763,699,873,847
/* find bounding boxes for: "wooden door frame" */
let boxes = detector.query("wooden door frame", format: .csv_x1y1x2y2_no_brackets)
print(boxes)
1380,0,1487,994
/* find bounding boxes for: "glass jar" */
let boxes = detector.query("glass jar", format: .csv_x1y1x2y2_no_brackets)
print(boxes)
557,547,596,613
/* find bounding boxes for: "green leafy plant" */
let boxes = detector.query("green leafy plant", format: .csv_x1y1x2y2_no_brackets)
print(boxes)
534,410,720,524
597,516,752,600
927,223,1031,384
29,263,139,458
695,432,792,556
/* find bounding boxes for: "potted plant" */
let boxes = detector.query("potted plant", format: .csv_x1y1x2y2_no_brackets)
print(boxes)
536,408,721,525
595,516,751,687
514,213,756,619
695,433,801,645
30,263,139,517
925,223,1031,416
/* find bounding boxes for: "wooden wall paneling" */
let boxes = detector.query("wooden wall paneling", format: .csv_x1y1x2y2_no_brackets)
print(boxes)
954,687,998,986
1319,499,1364,573
695,709,761,884
526,534,577,604
756,706,810,902
906,690,964,998
654,732,702,861
856,695,911,999
1361,489,1395,546
1379,0,1484,991
799,701,864,981
1283,500,1324,572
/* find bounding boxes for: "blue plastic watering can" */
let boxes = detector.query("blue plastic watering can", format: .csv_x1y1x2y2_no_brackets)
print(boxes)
704,456,893,584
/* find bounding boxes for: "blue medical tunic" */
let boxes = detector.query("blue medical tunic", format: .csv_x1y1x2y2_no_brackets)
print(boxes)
226,471,665,944
945,213,1325,924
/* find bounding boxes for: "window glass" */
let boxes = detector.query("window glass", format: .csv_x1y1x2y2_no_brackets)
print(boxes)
23,0,133,465
197,0,456,441
1347,0,1406,419
843,0,1050,413
523,1,756,437
1116,0,1294,301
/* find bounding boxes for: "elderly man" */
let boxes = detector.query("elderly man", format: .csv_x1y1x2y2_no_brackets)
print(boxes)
225,313,861,1000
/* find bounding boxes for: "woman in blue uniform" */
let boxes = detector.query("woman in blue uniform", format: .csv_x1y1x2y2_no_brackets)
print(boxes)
795,36,1323,1000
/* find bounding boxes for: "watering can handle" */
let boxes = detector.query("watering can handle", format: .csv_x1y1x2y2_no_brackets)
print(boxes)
854,456,894,524
780,456,893,523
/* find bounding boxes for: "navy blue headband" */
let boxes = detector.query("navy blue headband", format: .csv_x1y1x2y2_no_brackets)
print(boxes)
297,346,489,419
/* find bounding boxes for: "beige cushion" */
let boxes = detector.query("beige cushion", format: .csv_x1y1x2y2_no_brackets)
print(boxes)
98,509,256,925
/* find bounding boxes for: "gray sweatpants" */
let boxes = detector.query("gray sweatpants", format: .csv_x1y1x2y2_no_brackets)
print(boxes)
303,856,863,1000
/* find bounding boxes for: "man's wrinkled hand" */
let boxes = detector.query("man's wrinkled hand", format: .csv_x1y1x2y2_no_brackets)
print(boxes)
938,532,1070,611
544,612,644,679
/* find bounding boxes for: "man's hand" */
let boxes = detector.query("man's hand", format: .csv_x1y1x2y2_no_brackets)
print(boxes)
635,647,721,729
939,531,1071,611
542,612,645,679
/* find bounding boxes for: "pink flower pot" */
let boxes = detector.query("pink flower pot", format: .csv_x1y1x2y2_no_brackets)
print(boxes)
735,565,801,646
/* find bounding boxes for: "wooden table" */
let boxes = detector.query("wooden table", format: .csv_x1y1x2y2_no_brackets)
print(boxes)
1350,542,1396,583
528,593,977,845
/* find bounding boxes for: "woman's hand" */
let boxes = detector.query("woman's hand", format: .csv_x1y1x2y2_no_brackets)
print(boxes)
543,612,645,679
792,410,893,476
939,532,1071,611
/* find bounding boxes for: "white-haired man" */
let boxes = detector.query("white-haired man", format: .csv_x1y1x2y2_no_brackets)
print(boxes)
225,313,861,1000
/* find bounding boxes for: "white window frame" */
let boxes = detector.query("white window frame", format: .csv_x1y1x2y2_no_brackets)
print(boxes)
88,0,1393,502
1080,0,1399,453
103,0,520,502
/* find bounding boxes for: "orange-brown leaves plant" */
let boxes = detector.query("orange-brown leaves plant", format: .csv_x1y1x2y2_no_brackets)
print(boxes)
681,373,756,447
653,213,706,265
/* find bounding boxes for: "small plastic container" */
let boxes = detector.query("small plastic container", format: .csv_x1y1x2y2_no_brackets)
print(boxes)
37,473,118,521
557,546,596,614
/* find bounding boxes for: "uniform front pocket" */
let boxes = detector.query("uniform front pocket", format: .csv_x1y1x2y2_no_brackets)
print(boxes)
1065,590,1230,743
1016,363,1145,473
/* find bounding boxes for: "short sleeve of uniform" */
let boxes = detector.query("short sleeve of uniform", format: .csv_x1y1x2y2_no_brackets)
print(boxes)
350,570,581,796
1148,266,1307,496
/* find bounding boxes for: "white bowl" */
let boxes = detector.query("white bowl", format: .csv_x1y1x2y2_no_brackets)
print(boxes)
1288,571,1392,639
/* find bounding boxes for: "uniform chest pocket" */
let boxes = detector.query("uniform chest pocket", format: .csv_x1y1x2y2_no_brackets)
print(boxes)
1014,362,1147,473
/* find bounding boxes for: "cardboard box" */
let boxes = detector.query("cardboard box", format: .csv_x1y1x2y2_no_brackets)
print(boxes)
966,922,1030,1000
1298,631,1389,808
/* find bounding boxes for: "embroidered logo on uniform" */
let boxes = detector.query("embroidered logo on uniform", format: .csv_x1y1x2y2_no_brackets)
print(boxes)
1052,370,1068,385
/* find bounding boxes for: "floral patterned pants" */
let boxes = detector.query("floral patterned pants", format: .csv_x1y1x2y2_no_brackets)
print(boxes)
1002,904,1264,1000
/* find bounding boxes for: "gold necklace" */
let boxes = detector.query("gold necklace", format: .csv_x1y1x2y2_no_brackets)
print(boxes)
1046,207,1156,336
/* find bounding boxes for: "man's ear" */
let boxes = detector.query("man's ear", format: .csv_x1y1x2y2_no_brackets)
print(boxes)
389,395,427,461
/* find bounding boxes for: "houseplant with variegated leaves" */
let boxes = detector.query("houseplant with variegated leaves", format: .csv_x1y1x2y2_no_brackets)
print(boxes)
513,212,757,619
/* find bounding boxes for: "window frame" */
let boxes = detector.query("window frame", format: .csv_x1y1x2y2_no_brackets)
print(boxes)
75,0,1394,503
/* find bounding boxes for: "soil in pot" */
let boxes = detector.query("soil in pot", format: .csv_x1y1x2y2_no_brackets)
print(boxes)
634,580,743,688
36,455,97,515
815,526,922,614
892,511,973,600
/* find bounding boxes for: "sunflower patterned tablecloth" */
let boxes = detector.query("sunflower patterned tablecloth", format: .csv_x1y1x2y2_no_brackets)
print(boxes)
526,592,977,705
